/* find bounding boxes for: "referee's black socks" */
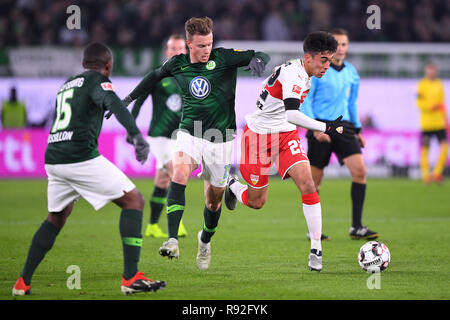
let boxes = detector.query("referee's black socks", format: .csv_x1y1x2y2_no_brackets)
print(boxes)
351,182,366,228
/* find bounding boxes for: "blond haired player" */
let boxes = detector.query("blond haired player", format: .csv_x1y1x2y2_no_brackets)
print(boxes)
121,17,270,270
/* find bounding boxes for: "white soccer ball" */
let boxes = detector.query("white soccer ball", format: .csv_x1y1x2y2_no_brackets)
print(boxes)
358,241,390,273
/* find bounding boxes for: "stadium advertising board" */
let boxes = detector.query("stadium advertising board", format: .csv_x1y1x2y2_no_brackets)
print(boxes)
0,129,447,178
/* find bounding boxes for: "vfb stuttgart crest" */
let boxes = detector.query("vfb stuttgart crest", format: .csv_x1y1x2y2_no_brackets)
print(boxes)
189,76,211,99
250,174,259,185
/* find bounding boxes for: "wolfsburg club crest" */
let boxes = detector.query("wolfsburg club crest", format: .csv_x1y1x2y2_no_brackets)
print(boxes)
206,60,216,70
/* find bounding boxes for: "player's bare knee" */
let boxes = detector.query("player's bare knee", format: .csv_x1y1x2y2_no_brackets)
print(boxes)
172,169,189,185
47,203,73,229
120,189,145,211
248,196,266,209
47,213,66,229
134,191,145,211
352,166,367,183
47,214,65,230
252,199,266,209
300,179,317,195
205,201,222,213
156,177,170,190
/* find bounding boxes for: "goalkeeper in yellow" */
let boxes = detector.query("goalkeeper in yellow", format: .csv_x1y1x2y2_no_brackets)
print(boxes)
416,62,448,184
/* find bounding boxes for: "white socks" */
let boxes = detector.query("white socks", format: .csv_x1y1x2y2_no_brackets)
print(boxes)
229,180,248,204
303,202,322,252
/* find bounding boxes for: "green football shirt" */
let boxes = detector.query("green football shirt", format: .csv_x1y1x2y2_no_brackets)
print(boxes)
45,70,140,164
129,48,268,142
132,76,182,139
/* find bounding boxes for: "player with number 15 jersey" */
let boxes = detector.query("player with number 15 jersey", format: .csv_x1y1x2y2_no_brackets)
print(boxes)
12,43,167,297
45,70,141,164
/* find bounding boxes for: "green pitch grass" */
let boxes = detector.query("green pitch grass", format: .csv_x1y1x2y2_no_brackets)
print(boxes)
0,178,449,300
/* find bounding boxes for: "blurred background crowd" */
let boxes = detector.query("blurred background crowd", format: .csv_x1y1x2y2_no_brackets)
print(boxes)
1,0,449,47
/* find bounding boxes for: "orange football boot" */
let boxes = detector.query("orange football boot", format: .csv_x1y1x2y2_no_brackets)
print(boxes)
12,277,31,296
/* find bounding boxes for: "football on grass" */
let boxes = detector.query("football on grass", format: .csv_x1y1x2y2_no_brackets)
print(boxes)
358,241,390,273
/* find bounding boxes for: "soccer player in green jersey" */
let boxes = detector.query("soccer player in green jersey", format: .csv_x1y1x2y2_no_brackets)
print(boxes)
129,34,189,239
12,43,166,296
121,17,270,270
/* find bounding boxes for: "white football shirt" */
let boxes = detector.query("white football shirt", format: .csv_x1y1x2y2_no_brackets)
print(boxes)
245,59,311,134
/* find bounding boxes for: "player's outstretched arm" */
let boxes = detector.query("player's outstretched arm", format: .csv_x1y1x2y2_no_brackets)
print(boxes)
105,63,169,119
127,68,164,102
131,94,150,119
285,108,326,132
220,48,270,76
285,98,354,140
104,93,140,136
323,116,355,140
105,94,136,119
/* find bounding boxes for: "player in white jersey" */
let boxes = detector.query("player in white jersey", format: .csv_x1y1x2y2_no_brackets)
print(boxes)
245,58,312,134
225,32,354,272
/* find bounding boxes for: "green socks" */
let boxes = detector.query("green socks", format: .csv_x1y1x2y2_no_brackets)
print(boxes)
120,209,143,280
21,220,60,285
20,210,144,283
150,186,168,224
201,205,222,243
165,181,222,243
166,182,186,239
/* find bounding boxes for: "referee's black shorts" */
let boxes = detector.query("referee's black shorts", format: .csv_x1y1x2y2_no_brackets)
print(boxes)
420,129,447,147
306,120,361,169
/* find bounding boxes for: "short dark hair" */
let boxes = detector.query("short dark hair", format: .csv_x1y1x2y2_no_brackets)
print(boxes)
82,42,112,70
303,31,338,55
185,17,213,40
331,28,349,39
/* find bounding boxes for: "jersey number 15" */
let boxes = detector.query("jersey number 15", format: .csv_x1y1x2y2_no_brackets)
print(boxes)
51,89,73,133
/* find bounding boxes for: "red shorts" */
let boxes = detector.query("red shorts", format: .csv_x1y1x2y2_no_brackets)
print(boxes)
240,125,309,188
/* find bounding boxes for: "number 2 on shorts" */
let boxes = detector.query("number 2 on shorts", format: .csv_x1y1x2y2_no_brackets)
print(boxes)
288,139,304,155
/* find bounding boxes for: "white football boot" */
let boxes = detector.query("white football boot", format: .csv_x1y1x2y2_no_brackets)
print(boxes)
159,238,179,259
308,249,323,272
196,231,211,270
